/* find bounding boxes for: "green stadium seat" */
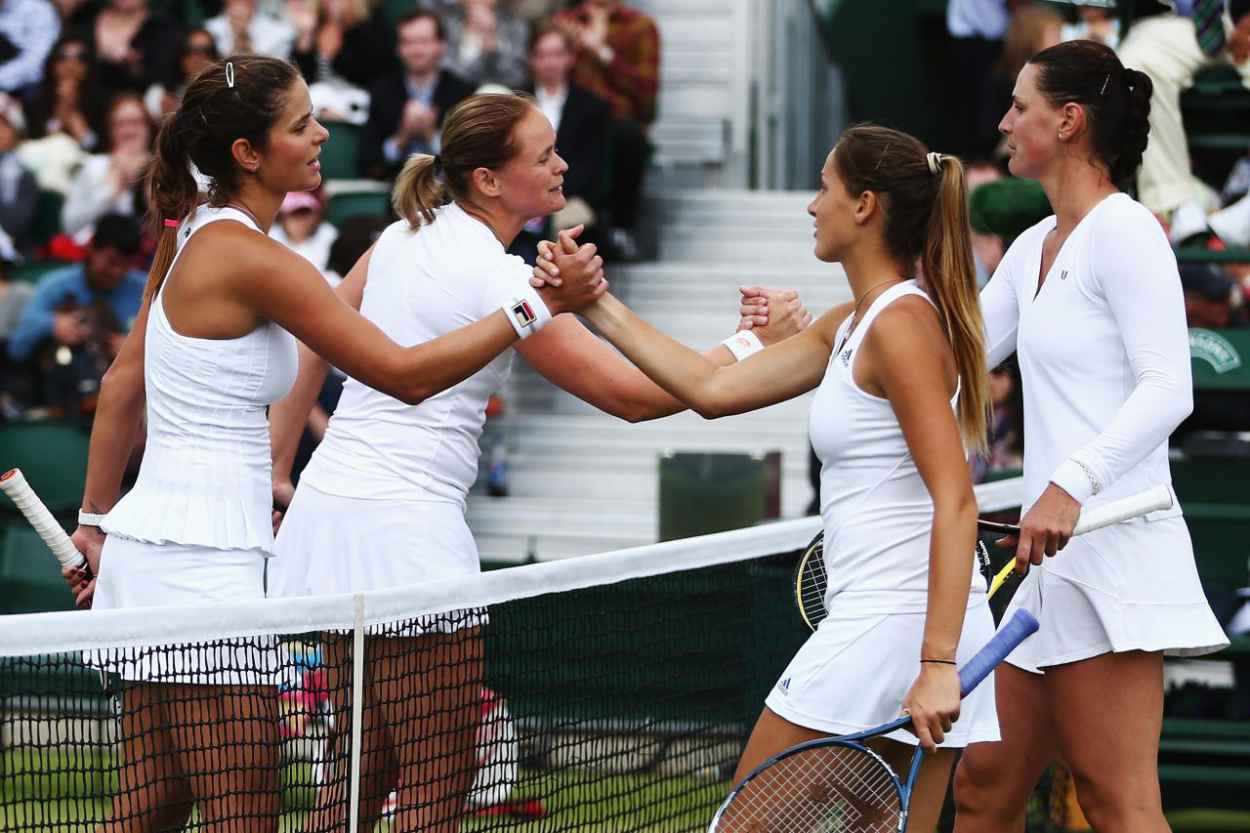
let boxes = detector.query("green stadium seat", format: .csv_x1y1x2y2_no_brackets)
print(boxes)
0,525,75,614
0,421,90,523
10,259,67,285
27,190,65,251
319,121,365,180
1176,247,1250,266
326,188,393,227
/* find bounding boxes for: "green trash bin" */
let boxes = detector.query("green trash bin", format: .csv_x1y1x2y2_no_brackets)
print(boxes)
658,451,780,542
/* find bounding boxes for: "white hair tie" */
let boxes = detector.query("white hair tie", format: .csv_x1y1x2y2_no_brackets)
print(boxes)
926,152,942,176
225,61,235,89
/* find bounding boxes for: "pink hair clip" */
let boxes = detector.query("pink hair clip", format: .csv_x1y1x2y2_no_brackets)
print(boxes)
163,219,180,229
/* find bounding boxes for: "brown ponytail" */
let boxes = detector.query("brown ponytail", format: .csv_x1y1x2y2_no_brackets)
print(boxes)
833,125,989,451
392,153,447,228
140,55,300,300
922,155,989,453
391,92,536,231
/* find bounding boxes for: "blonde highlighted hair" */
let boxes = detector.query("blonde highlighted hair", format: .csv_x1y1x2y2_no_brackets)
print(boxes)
832,125,989,452
392,93,536,230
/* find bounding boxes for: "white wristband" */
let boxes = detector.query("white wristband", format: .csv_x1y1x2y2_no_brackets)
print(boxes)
78,509,106,528
499,284,553,340
721,330,765,362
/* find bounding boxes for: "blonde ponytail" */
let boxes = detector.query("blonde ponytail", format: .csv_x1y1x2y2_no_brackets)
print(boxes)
392,153,447,229
921,155,989,453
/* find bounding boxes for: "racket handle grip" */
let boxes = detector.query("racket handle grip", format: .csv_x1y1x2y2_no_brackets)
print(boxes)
959,610,1039,697
0,468,87,571
1071,484,1173,535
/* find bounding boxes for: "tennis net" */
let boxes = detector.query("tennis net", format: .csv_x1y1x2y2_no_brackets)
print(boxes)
0,478,1023,833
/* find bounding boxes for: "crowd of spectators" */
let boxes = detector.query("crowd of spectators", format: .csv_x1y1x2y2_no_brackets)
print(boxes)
0,0,660,423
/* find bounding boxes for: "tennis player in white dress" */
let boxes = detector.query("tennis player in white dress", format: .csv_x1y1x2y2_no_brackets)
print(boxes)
538,124,998,833
64,60,609,832
265,93,810,833
953,40,1228,833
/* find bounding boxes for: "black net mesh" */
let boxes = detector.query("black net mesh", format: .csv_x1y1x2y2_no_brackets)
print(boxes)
1,558,809,833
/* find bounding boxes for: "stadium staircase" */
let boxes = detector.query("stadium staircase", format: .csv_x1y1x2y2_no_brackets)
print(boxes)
466,191,850,565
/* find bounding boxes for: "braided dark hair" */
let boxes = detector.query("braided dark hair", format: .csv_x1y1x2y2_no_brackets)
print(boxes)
1028,40,1152,187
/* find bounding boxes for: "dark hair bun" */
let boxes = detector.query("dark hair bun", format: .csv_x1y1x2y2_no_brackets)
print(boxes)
1113,68,1153,185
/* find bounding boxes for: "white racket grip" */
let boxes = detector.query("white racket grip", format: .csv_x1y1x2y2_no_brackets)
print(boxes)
1072,484,1174,536
0,469,86,570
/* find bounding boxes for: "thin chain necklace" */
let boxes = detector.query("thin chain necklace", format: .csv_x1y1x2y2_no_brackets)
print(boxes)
838,278,906,350
226,200,262,229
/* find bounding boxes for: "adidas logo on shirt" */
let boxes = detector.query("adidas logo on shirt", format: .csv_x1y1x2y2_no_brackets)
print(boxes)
777,677,791,696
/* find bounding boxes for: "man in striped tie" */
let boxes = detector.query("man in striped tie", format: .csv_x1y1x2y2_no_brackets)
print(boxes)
1118,0,1250,225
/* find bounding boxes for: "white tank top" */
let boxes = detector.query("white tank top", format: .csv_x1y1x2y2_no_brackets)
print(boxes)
300,203,532,506
809,280,978,615
103,205,299,554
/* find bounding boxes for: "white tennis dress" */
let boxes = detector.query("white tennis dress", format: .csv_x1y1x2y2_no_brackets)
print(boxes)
270,203,534,622
983,193,1227,672
764,281,1000,748
93,204,299,680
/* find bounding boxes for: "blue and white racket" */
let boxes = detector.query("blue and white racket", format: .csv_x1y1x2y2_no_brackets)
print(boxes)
708,609,1039,833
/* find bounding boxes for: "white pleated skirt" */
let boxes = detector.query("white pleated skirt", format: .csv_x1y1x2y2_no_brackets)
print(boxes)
87,534,276,684
269,483,486,635
764,602,1001,748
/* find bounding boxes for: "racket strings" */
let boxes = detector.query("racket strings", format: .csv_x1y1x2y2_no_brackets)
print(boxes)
715,745,901,833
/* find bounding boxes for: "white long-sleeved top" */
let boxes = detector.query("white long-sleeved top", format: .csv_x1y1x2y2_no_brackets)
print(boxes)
982,192,1192,514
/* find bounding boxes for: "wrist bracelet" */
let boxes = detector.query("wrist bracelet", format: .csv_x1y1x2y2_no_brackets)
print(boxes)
721,330,764,362
78,510,106,528
920,658,957,666
499,284,553,340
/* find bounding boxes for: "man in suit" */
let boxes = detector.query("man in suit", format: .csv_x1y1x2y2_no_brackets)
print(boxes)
508,24,612,265
359,8,474,180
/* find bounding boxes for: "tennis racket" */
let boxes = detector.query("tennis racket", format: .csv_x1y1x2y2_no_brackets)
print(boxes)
708,608,1039,833
0,468,88,573
795,484,1174,631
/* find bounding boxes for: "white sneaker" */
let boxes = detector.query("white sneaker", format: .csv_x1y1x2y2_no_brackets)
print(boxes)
1209,192,1250,248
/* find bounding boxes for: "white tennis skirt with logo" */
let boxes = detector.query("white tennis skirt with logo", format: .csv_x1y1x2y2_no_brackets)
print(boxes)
764,602,1001,748
87,534,276,684
268,483,487,636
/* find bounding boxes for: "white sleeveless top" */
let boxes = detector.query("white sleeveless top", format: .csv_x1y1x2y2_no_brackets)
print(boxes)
299,203,533,507
103,205,299,554
809,280,978,616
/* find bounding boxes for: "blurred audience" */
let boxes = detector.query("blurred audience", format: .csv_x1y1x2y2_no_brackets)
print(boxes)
1182,261,1249,328
61,91,152,242
1062,2,1121,48
512,22,610,263
22,33,105,152
144,27,219,119
7,212,144,369
0,229,31,342
978,4,1063,160
942,0,1010,159
359,8,472,179
555,0,659,258
972,362,1024,483
1119,0,1250,221
443,0,529,89
0,94,37,246
206,0,296,58
76,0,180,97
969,175,1052,285
0,0,60,96
289,0,394,95
269,189,338,274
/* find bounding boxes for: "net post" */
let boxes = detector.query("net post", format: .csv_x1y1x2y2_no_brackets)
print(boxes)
348,593,365,833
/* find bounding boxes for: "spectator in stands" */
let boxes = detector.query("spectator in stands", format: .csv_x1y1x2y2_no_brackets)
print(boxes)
0,229,32,418
1119,0,1250,223
1182,261,1249,327
288,0,395,94
511,23,610,262
555,0,658,259
971,363,1024,483
269,189,338,274
144,26,219,119
205,0,296,58
0,0,60,96
977,4,1063,160
968,176,1052,285
75,0,181,98
22,33,105,152
1061,2,1121,49
359,9,473,180
442,0,530,90
0,93,37,245
942,0,1009,159
7,212,144,365
61,92,152,242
